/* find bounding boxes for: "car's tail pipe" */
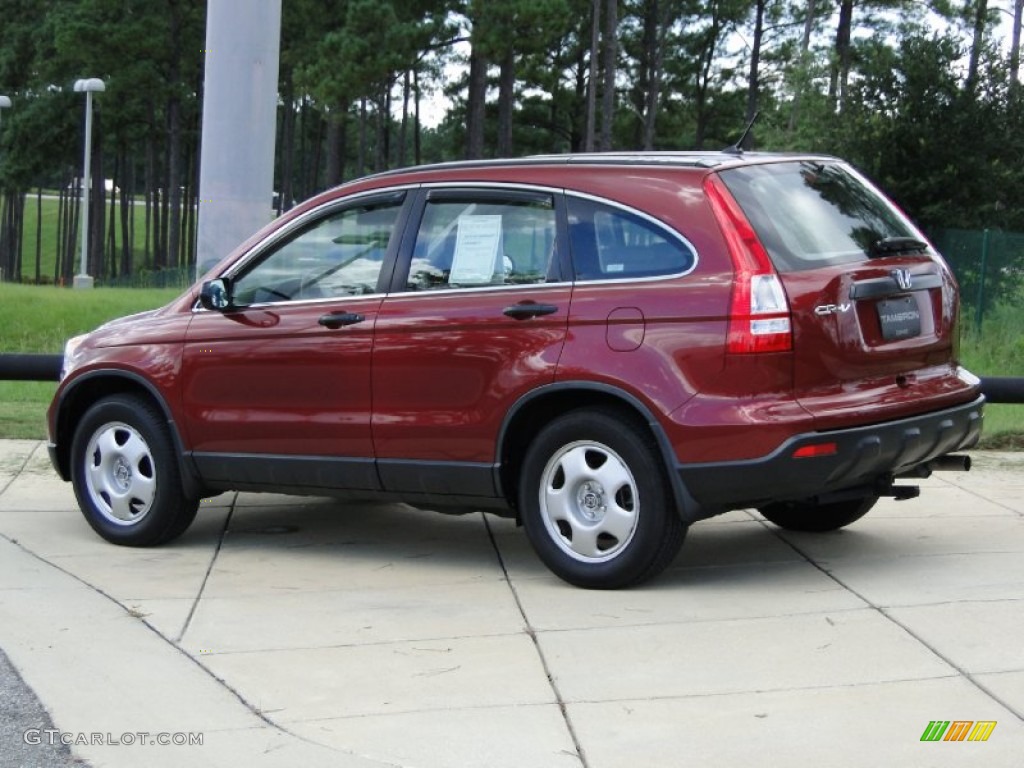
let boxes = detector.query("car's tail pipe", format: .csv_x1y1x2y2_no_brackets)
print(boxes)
896,454,972,480
928,454,972,472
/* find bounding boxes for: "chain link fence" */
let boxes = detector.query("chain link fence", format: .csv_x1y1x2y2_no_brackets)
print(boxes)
929,228,1024,329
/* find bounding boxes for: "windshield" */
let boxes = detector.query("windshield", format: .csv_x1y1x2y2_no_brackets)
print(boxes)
719,161,921,272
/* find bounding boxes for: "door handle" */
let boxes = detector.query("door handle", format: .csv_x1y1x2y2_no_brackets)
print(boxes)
318,312,365,329
502,303,558,320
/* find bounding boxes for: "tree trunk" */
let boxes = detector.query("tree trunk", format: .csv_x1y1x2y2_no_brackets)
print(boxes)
167,94,183,270
399,70,410,167
414,67,422,165
120,148,133,278
966,0,989,93
1011,0,1023,91
279,69,295,216
35,188,42,283
1010,0,1023,93
585,0,601,152
326,107,347,187
600,0,617,151
642,2,670,151
497,47,515,156
89,114,105,279
358,97,368,177
829,0,854,111
467,43,488,159
108,155,118,277
411,68,419,166
788,0,817,133
745,0,766,143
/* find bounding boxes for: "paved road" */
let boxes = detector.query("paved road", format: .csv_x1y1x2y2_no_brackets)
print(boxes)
1,439,1022,767
0,648,85,768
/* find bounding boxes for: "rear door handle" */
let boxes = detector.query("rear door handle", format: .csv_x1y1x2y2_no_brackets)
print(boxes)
503,303,558,320
318,312,365,329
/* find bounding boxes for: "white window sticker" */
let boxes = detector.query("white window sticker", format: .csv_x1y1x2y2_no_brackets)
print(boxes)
450,215,502,284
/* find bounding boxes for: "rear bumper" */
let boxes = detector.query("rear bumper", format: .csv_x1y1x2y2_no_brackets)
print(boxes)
678,395,984,512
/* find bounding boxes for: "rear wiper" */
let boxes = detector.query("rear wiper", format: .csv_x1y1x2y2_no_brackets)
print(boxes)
870,237,928,257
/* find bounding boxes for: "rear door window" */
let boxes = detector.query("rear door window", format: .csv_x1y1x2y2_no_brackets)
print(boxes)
406,192,558,291
718,161,920,272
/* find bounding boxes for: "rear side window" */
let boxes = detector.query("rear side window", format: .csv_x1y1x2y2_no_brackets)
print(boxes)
718,161,919,272
567,196,695,281
407,195,556,290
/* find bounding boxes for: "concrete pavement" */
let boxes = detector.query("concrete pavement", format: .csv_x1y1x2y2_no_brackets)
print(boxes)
1,438,1022,767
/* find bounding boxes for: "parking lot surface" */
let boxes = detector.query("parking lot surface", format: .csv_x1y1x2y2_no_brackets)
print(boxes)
1,439,1022,767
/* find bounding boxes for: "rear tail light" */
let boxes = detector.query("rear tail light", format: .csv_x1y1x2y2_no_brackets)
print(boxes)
704,175,793,353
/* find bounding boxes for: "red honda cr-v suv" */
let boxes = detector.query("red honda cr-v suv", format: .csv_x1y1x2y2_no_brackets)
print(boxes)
49,152,983,588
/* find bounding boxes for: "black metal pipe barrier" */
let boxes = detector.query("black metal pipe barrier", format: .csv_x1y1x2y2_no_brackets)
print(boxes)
979,377,1024,404
0,354,62,382
0,354,1023,403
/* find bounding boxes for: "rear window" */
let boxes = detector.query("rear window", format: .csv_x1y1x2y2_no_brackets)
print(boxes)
719,161,918,272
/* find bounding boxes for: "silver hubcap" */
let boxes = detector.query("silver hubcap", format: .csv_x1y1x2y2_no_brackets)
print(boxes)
539,441,639,563
83,422,157,526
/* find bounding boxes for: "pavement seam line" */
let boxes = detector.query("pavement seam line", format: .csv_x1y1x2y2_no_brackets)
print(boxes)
175,493,237,643
761,519,1024,724
482,514,589,768
938,478,1024,519
1,531,401,764
0,441,37,497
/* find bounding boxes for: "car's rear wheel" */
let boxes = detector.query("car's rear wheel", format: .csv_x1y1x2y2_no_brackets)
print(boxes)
758,495,878,532
71,394,198,546
519,408,685,589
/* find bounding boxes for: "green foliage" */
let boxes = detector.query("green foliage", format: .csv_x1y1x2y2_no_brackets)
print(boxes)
0,282,182,439
2,0,1024,287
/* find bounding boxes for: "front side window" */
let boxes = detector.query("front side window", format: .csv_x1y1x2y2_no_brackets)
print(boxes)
407,195,557,291
232,196,403,304
567,196,695,281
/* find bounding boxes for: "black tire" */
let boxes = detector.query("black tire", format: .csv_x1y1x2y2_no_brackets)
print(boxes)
758,495,879,532
70,394,199,546
519,407,686,589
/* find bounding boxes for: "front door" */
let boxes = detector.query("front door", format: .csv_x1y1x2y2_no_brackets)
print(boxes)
181,193,407,491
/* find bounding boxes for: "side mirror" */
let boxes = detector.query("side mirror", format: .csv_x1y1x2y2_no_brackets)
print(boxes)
199,278,233,311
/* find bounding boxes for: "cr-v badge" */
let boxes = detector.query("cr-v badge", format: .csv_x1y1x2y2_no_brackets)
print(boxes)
814,303,852,315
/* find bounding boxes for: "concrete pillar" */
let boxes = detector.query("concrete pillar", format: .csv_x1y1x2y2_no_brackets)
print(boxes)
196,0,282,277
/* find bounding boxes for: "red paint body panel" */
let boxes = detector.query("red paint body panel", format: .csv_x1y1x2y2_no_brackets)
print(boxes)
372,286,570,462
180,297,381,457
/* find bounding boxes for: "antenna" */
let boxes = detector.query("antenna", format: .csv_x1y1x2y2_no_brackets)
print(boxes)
722,111,760,156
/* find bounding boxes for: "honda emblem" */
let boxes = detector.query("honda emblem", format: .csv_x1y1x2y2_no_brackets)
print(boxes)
892,269,912,291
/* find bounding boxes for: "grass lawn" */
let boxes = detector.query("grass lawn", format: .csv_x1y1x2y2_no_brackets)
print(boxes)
959,303,1024,449
16,193,154,283
0,283,1020,447
0,284,184,439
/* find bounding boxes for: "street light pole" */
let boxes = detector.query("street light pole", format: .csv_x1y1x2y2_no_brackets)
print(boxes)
73,78,105,290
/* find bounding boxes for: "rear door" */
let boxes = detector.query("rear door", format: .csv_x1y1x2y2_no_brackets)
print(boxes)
371,186,570,497
717,160,972,428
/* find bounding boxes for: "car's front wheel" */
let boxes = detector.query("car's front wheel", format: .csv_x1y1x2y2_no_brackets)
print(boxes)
758,495,878,532
519,408,686,589
70,394,199,546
